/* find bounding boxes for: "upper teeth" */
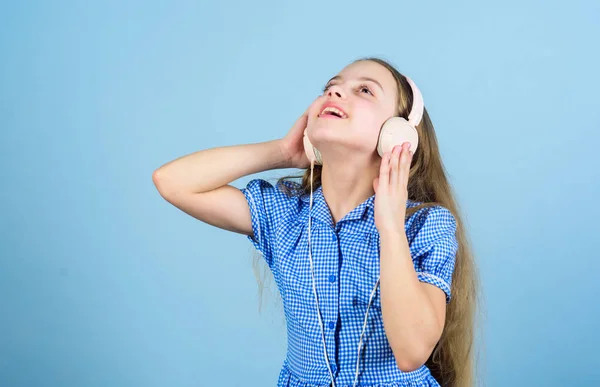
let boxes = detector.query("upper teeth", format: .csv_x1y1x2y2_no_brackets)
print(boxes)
321,106,347,118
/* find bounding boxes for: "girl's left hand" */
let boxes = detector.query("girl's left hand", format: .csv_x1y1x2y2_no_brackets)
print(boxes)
373,142,413,235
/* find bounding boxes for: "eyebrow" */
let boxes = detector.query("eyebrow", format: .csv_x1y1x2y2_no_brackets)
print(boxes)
326,75,385,95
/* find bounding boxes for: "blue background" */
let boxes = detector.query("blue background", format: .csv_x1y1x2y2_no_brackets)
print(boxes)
1,1,599,386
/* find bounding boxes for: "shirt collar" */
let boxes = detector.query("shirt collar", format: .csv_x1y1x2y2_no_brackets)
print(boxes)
300,185,376,228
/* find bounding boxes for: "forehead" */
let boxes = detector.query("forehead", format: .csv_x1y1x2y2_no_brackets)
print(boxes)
337,60,397,95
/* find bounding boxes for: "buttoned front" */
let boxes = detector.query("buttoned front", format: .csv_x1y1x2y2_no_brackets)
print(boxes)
241,179,458,387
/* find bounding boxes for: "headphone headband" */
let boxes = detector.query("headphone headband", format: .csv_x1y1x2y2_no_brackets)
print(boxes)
404,76,424,128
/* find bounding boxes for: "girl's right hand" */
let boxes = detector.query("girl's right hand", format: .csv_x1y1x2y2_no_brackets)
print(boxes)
280,99,321,169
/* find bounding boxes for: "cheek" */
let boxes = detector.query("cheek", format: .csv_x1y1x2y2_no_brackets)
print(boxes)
308,96,324,117
306,97,325,131
351,105,386,141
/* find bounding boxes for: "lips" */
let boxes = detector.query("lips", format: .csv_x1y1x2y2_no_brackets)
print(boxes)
318,102,348,119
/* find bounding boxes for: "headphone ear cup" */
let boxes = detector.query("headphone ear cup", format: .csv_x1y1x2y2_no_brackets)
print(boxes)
377,117,419,157
303,128,322,165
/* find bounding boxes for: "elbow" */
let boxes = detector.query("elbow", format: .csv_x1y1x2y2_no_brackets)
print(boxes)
152,168,161,186
393,343,436,373
152,169,167,196
395,356,426,373
152,168,179,199
392,323,444,372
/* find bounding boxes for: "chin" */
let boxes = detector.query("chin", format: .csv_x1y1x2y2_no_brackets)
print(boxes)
307,120,339,144
309,120,377,154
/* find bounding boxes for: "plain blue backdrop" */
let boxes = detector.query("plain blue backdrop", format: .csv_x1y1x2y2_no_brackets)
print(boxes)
1,1,599,386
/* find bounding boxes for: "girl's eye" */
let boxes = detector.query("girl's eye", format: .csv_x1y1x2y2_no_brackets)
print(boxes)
322,83,373,96
358,84,373,95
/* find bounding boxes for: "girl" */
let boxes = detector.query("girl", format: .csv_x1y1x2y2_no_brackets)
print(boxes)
152,57,477,387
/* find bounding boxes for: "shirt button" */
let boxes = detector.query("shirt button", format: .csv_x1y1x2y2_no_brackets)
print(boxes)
328,321,335,329
328,274,336,283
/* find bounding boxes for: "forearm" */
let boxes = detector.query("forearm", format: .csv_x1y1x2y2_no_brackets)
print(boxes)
379,230,442,370
153,139,290,195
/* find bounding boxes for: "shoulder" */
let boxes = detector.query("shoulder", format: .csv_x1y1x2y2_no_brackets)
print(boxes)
242,178,304,215
406,201,457,243
243,177,299,197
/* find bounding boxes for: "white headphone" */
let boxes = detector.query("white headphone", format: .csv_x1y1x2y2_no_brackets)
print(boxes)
304,75,425,386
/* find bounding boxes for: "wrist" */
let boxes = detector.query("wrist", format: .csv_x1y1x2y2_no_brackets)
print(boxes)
272,139,294,169
379,228,408,243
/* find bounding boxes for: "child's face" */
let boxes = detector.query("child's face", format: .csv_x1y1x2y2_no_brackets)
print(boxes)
306,60,398,161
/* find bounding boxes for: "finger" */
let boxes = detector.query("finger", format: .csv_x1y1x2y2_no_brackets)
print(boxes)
379,152,391,190
390,145,401,191
373,177,379,193
399,143,412,188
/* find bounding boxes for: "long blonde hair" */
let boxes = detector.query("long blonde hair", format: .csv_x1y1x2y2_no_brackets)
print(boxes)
252,57,479,387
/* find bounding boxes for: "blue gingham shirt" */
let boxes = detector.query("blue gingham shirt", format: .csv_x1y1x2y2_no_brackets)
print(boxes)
241,178,458,387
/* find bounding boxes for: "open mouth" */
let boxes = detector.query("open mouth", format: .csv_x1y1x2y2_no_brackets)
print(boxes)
319,106,348,119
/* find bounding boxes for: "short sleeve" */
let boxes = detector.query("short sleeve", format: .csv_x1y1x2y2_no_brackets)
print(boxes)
240,179,279,268
410,206,459,303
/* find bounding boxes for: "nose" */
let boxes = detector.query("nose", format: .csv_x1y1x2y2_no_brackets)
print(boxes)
327,84,346,99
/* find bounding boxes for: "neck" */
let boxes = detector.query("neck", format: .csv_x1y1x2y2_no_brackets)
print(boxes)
319,156,379,225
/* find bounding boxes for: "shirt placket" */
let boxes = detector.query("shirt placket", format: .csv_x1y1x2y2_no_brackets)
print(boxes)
322,226,341,376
